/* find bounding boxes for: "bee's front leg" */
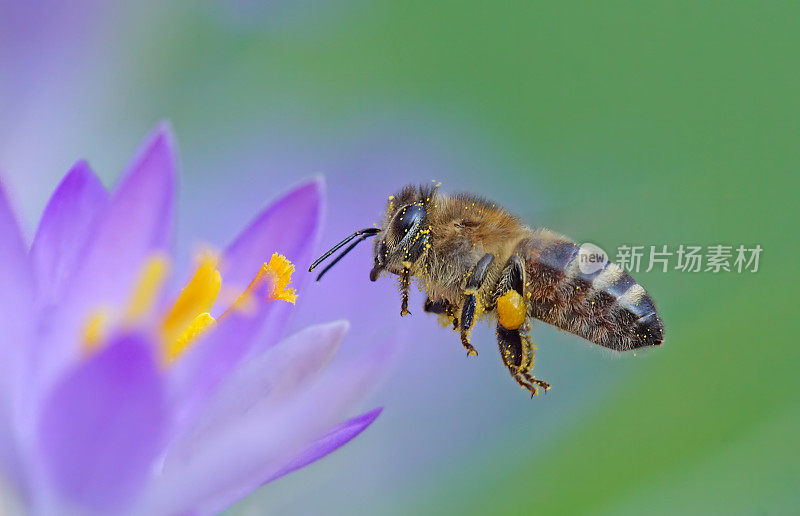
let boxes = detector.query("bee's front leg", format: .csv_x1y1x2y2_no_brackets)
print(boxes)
459,253,495,357
398,266,412,316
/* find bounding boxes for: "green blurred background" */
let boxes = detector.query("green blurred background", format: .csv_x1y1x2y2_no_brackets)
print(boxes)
2,1,797,514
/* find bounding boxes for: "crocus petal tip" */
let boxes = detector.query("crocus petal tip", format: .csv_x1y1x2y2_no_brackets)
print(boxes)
291,177,325,207
322,319,351,339
134,120,178,176
154,119,177,147
62,160,103,188
363,406,384,423
308,174,326,194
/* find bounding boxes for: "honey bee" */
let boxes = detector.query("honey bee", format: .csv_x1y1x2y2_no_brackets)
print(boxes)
309,184,664,396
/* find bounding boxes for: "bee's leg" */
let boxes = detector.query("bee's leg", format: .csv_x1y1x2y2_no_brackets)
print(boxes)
496,325,533,393
400,266,411,316
423,297,449,314
399,232,430,317
495,255,550,396
497,325,548,396
424,297,458,328
518,331,550,397
459,253,495,357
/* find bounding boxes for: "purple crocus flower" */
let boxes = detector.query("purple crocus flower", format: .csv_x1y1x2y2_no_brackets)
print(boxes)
0,123,387,515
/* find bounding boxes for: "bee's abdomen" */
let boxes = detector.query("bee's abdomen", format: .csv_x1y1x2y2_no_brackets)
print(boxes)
518,233,664,351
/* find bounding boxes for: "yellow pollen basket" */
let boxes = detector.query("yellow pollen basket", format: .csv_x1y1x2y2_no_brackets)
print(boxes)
497,290,527,330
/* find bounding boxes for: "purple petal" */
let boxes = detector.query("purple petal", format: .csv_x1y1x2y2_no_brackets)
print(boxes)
264,407,382,484
29,160,108,305
0,181,34,362
72,122,176,308
170,321,349,446
145,334,392,515
0,181,35,492
199,408,383,515
37,333,167,512
36,124,177,392
211,180,324,363
168,280,283,430
221,179,323,294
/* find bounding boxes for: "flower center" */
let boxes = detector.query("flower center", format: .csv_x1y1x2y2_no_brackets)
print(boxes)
81,251,297,364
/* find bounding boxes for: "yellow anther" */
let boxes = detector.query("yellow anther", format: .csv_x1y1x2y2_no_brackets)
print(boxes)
226,253,297,316
124,253,170,324
82,309,110,354
166,312,216,364
162,251,222,344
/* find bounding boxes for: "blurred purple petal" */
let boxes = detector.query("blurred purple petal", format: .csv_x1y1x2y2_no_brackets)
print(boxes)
73,122,176,307
168,280,281,429
265,407,382,484
0,181,34,365
171,321,348,450
29,160,107,305
37,334,167,512
221,179,323,293
199,408,382,515
146,335,392,515
37,124,177,392
0,181,35,493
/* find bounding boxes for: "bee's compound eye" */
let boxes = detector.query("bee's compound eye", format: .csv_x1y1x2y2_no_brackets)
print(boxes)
392,204,425,238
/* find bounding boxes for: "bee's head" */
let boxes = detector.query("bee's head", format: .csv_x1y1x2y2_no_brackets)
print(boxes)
370,184,435,281
308,183,437,282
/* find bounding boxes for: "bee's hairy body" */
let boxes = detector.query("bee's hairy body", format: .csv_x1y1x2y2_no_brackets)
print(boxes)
311,183,664,396
415,193,524,305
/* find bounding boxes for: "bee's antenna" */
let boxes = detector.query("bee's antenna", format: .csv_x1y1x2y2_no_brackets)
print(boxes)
308,227,380,277
313,231,378,281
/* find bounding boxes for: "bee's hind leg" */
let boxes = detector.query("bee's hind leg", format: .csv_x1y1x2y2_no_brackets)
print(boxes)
497,326,549,397
494,255,550,396
459,253,495,357
518,332,550,396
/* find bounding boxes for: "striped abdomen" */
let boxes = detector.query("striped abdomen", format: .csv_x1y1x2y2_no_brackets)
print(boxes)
518,230,664,351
